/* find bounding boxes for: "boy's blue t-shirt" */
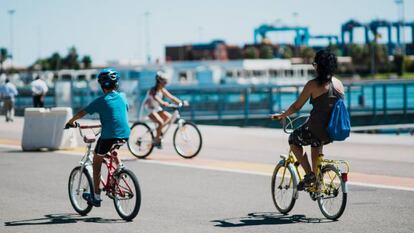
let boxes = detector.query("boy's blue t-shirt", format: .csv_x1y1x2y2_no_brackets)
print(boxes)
84,91,130,139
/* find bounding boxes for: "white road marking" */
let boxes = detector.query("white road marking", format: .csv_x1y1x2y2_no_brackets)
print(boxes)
1,143,413,192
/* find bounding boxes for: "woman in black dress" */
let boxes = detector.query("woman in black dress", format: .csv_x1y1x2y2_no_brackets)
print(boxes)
271,50,345,190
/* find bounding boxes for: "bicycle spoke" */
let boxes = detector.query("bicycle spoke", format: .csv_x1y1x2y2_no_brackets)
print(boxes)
128,123,154,158
113,170,140,220
272,165,296,214
173,122,202,158
317,166,347,220
68,167,93,215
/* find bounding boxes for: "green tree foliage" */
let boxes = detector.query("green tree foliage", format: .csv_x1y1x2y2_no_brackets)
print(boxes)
373,43,389,68
63,46,80,69
244,47,259,59
280,46,293,59
404,57,414,73
348,43,390,75
81,55,92,69
326,44,342,57
259,45,273,59
393,52,404,76
0,47,8,74
299,47,315,63
349,44,370,66
49,53,62,70
32,46,92,71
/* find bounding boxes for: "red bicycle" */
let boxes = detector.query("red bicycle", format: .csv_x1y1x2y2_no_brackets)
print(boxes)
66,123,141,221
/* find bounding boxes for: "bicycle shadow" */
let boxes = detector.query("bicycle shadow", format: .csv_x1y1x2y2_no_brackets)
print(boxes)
4,213,125,226
211,212,333,227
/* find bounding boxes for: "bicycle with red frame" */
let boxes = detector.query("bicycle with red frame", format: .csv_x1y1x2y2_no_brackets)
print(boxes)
66,123,141,221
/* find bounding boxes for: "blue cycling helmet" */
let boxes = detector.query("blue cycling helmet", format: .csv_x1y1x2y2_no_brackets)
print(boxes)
97,68,120,88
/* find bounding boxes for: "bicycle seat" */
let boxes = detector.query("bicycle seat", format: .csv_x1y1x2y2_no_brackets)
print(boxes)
83,134,96,143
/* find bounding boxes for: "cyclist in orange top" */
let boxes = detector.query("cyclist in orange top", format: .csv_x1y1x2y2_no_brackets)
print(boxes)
272,50,345,190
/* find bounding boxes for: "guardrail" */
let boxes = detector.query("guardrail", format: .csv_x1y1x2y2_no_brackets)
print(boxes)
163,81,414,124
9,80,414,126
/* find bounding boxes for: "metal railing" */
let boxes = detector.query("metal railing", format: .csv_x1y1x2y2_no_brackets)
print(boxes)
9,80,414,125
163,81,414,123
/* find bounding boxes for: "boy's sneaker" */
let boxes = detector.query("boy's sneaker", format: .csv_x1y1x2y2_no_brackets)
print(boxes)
82,193,101,207
297,172,316,191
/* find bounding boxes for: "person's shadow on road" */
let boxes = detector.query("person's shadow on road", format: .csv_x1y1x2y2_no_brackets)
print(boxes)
4,213,126,226
211,212,333,227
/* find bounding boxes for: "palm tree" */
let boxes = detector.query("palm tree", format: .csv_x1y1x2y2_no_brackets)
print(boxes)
81,55,92,69
63,46,80,69
49,52,62,70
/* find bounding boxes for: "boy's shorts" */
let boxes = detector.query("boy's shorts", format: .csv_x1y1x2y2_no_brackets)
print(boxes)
94,138,128,155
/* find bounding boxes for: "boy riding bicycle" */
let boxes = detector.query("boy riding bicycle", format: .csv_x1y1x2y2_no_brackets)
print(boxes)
65,68,130,207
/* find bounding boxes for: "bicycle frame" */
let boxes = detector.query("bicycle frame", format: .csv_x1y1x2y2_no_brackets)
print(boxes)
155,106,186,139
101,150,134,199
161,108,180,134
74,125,132,198
75,143,93,195
277,114,350,194
279,150,349,194
272,114,350,219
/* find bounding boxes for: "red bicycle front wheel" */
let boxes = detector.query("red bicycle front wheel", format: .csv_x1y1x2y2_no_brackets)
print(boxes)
113,169,141,221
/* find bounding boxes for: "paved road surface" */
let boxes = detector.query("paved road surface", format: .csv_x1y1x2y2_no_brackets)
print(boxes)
1,117,414,232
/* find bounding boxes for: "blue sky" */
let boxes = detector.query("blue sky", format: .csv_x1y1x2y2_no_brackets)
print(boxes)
0,0,413,66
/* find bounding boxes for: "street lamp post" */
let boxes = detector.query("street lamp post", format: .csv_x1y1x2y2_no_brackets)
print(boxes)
395,0,406,54
144,11,151,64
197,26,204,42
292,12,299,26
8,9,15,67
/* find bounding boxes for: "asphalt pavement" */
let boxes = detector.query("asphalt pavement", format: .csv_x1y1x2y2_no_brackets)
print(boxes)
1,147,414,233
1,117,414,232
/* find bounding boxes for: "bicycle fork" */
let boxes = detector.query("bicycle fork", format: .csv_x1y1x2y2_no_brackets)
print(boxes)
278,154,300,199
76,144,93,194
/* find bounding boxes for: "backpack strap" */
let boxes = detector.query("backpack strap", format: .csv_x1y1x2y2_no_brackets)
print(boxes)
328,78,344,99
328,79,335,98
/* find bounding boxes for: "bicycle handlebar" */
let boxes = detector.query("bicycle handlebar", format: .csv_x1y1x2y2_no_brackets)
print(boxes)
64,122,101,129
167,100,189,109
79,124,102,129
271,113,310,134
64,122,102,138
64,122,80,129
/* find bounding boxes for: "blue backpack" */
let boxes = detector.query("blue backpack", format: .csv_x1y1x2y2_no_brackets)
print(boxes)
327,83,351,141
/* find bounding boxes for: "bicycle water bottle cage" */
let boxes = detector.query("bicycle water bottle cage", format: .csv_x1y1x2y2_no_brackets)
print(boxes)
83,134,96,143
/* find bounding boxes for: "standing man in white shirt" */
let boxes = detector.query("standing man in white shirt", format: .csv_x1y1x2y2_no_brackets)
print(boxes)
31,76,48,107
0,78,18,122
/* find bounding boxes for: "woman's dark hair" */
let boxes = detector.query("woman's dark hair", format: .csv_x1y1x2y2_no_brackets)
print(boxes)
150,72,168,96
313,50,337,85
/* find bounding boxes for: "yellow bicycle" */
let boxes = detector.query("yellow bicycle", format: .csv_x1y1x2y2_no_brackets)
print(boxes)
271,115,349,220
